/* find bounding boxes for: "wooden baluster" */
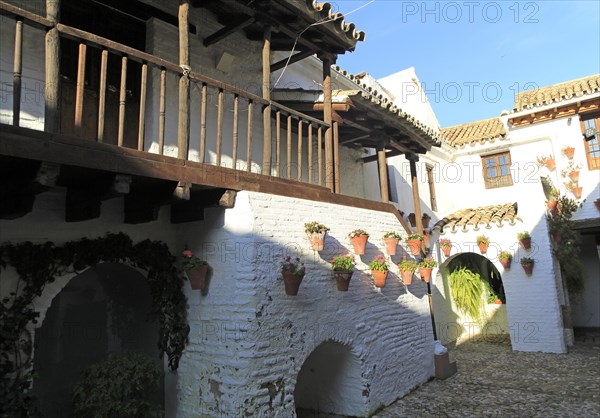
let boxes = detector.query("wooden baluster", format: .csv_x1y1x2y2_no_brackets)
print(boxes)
307,123,313,184
137,62,148,151
246,100,253,172
74,43,87,136
97,49,108,142
199,83,207,163
216,89,224,166
12,19,23,127
275,111,281,177
44,0,60,133
117,56,127,146
318,126,323,186
297,119,303,181
158,69,166,154
232,94,239,169
287,115,292,178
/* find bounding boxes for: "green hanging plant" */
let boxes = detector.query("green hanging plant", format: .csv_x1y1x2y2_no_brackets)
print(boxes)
0,233,190,416
448,267,487,322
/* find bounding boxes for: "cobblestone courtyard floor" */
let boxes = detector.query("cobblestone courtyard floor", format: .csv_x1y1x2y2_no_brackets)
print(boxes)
374,334,600,418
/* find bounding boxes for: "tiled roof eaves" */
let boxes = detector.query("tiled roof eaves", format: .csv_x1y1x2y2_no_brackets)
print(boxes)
432,202,519,233
300,1,366,46
332,68,444,147
440,117,507,149
512,74,600,112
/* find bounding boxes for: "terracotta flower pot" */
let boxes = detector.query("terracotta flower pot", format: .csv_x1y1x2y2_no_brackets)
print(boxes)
494,299,503,305
595,199,600,212
186,264,208,290
400,269,414,285
572,186,582,199
407,239,422,256
333,271,353,291
568,171,579,182
422,216,431,229
478,242,488,254
350,235,368,255
441,245,451,257
547,200,558,213
563,147,575,159
545,158,556,171
408,213,416,227
307,231,326,251
283,272,304,296
499,258,512,269
383,238,399,255
519,237,531,250
371,270,388,288
521,262,534,276
419,267,433,283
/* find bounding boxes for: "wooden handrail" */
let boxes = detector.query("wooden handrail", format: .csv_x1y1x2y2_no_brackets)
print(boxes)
0,2,53,29
271,101,330,127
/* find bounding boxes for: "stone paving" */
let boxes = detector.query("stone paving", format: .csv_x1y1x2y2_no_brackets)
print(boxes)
373,334,600,418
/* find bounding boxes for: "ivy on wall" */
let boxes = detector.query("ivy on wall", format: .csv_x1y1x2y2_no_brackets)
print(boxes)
0,233,190,416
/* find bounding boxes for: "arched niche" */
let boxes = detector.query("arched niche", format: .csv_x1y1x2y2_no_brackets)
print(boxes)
32,263,163,416
294,341,365,417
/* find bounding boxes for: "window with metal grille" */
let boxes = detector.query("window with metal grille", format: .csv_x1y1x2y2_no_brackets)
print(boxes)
481,152,513,189
581,113,600,170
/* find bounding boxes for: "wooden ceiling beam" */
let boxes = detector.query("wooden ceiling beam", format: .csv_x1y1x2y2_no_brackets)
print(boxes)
204,16,255,47
270,50,315,72
362,150,402,163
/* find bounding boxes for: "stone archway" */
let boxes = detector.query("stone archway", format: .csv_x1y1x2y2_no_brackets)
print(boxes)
294,341,365,417
32,263,163,416
432,253,511,346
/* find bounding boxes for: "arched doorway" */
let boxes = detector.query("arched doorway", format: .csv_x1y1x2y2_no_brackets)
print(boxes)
32,263,163,416
433,253,511,346
295,341,365,417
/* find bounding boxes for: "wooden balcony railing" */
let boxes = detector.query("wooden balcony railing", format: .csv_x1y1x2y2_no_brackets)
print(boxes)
0,2,330,187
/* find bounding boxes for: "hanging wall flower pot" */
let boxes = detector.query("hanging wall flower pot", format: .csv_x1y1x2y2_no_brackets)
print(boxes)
419,267,433,283
400,269,414,285
545,158,556,171
408,213,417,227
350,235,368,255
595,199,600,212
306,231,327,251
478,242,488,254
562,146,575,159
547,200,558,213
422,214,431,229
333,271,353,291
282,272,305,296
407,239,422,256
521,262,534,276
568,171,580,182
519,237,531,250
186,264,209,290
371,270,388,288
572,186,582,199
499,257,512,269
442,245,451,257
383,238,399,255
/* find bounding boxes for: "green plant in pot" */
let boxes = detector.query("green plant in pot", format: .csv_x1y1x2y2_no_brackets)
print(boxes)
330,254,356,291
382,231,401,255
520,257,534,276
448,267,487,321
406,233,424,256
71,352,163,418
517,231,531,250
439,238,452,257
182,249,208,290
304,221,329,251
368,255,389,288
498,250,513,269
476,235,490,254
397,258,417,285
281,256,305,296
418,256,438,283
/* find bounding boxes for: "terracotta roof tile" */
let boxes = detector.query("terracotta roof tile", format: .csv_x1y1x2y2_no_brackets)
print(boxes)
440,117,506,148
310,2,366,44
433,203,519,233
513,74,600,112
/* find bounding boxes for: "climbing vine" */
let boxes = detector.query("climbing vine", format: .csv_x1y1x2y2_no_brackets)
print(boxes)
0,233,190,416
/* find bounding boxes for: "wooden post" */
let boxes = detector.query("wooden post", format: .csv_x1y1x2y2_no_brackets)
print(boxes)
333,121,340,193
74,43,87,136
117,56,127,146
45,0,60,133
377,142,389,203
321,55,334,192
158,69,166,154
177,0,190,160
232,95,239,169
262,25,272,175
408,154,424,235
137,62,147,151
12,19,23,127
97,49,108,142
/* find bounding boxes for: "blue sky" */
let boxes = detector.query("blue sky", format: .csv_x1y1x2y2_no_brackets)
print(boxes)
335,1,600,127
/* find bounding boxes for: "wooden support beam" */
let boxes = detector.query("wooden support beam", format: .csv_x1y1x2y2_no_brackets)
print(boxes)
377,143,389,203
44,0,60,133
124,180,179,224
0,159,44,219
408,154,424,245
12,18,23,127
262,25,272,175
178,0,191,160
203,16,254,46
270,50,314,72
171,188,237,224
362,149,401,163
340,134,370,145
64,172,127,222
74,43,87,136
322,56,334,192
333,121,340,193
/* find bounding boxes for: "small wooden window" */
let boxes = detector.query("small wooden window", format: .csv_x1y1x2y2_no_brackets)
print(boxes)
581,112,600,170
481,151,513,189
426,164,437,211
